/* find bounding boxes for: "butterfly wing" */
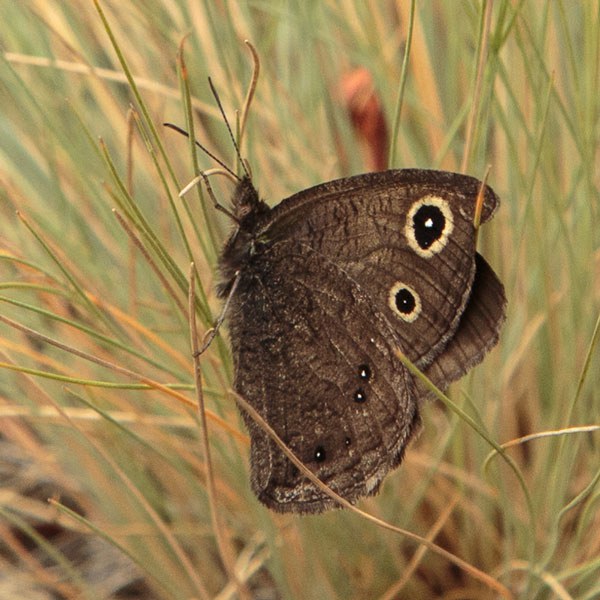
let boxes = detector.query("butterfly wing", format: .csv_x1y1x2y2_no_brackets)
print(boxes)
228,238,420,513
423,253,506,390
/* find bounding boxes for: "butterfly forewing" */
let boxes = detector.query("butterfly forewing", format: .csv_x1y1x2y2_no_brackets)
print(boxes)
257,170,499,367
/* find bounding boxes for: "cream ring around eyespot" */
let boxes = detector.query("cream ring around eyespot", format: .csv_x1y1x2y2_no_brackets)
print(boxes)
388,282,421,323
404,195,454,258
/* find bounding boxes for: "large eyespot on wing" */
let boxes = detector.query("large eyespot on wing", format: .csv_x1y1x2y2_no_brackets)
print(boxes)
389,282,422,323
404,195,454,258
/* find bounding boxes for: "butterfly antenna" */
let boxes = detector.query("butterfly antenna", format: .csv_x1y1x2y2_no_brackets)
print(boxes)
164,123,240,222
163,122,238,180
208,77,251,180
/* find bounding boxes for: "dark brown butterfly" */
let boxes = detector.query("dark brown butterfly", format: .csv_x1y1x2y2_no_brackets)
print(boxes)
217,169,506,514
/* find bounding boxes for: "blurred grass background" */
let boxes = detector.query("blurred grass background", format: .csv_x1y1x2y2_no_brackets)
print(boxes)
1,1,599,599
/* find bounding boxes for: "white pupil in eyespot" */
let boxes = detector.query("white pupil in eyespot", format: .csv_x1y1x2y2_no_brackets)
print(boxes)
424,217,434,228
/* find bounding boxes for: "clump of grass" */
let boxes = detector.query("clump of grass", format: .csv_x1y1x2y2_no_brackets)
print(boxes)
1,2,599,599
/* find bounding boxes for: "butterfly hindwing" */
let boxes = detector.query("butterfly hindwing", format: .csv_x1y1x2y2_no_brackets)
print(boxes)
423,253,507,391
228,238,420,513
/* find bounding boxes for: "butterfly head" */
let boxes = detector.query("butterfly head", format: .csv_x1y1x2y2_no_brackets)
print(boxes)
231,176,271,227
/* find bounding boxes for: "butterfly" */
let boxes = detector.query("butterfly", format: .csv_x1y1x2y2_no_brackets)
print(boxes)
216,168,506,514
